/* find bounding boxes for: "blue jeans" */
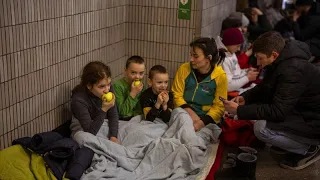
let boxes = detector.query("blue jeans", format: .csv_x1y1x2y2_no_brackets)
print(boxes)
254,120,319,155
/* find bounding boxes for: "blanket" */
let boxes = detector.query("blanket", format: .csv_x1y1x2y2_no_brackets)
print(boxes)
0,145,68,180
73,108,222,180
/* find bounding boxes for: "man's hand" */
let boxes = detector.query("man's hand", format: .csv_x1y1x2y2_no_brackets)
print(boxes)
110,137,120,144
231,96,246,105
223,100,239,115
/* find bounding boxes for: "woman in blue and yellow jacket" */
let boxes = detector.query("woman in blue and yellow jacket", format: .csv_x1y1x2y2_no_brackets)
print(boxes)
172,38,228,131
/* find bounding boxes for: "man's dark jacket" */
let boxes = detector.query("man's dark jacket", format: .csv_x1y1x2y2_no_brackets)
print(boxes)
237,40,320,139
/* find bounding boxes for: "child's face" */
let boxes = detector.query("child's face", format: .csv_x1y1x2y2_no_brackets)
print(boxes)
149,73,169,95
125,63,145,84
226,44,241,54
87,77,111,99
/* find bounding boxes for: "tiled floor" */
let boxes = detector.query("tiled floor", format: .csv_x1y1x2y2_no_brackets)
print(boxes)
255,146,320,180
221,146,320,180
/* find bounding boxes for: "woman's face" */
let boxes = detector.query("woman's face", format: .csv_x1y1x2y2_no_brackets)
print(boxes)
189,46,211,70
87,77,111,99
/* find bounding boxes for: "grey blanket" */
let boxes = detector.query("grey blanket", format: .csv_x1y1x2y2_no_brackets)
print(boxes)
73,108,221,180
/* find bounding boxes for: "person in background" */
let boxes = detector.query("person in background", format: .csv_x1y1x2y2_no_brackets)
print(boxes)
140,65,173,123
292,0,320,60
113,56,145,121
70,61,119,144
243,7,273,42
221,12,250,54
216,28,259,93
172,38,228,131
264,0,285,28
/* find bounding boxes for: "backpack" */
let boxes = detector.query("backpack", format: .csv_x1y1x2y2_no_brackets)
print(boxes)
221,117,264,148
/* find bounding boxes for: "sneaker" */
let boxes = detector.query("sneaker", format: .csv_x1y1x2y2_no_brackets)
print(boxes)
280,145,320,170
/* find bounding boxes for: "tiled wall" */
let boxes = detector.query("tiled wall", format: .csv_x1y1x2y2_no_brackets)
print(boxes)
0,0,235,149
201,0,237,37
126,0,236,85
126,0,199,85
0,0,127,149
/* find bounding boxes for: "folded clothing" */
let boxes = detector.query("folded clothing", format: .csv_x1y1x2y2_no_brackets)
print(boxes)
65,147,94,180
12,131,91,180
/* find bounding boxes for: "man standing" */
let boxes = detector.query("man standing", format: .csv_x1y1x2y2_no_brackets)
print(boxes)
223,31,320,170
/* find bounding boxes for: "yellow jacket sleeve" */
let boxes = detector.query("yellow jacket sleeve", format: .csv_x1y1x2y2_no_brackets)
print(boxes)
207,73,228,124
172,63,189,108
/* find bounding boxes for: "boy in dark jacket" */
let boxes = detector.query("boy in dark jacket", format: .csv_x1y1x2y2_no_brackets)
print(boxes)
223,31,320,170
140,65,173,123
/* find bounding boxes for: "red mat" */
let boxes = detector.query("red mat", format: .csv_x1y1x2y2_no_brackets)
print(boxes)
205,141,225,180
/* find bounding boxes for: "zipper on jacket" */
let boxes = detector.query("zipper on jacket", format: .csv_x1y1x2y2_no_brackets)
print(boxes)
191,71,212,102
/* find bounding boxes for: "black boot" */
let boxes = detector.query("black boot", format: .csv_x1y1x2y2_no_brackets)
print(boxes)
234,153,257,180
214,151,257,180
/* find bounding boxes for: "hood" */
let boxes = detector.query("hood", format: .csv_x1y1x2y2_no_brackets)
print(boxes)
215,36,233,57
273,40,312,65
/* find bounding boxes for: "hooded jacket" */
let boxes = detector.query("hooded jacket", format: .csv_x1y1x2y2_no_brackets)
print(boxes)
237,40,320,139
172,62,227,124
216,36,250,92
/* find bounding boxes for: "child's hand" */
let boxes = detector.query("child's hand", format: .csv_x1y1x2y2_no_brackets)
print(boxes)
161,92,169,111
102,94,115,112
155,93,164,109
162,91,169,104
247,69,259,81
130,81,143,98
245,48,253,57
110,137,120,144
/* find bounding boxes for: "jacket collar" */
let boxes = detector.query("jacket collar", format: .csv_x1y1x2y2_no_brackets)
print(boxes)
189,63,226,80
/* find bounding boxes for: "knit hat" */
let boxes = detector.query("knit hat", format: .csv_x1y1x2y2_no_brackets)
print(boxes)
222,12,249,30
222,28,244,46
241,13,250,27
296,0,314,6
